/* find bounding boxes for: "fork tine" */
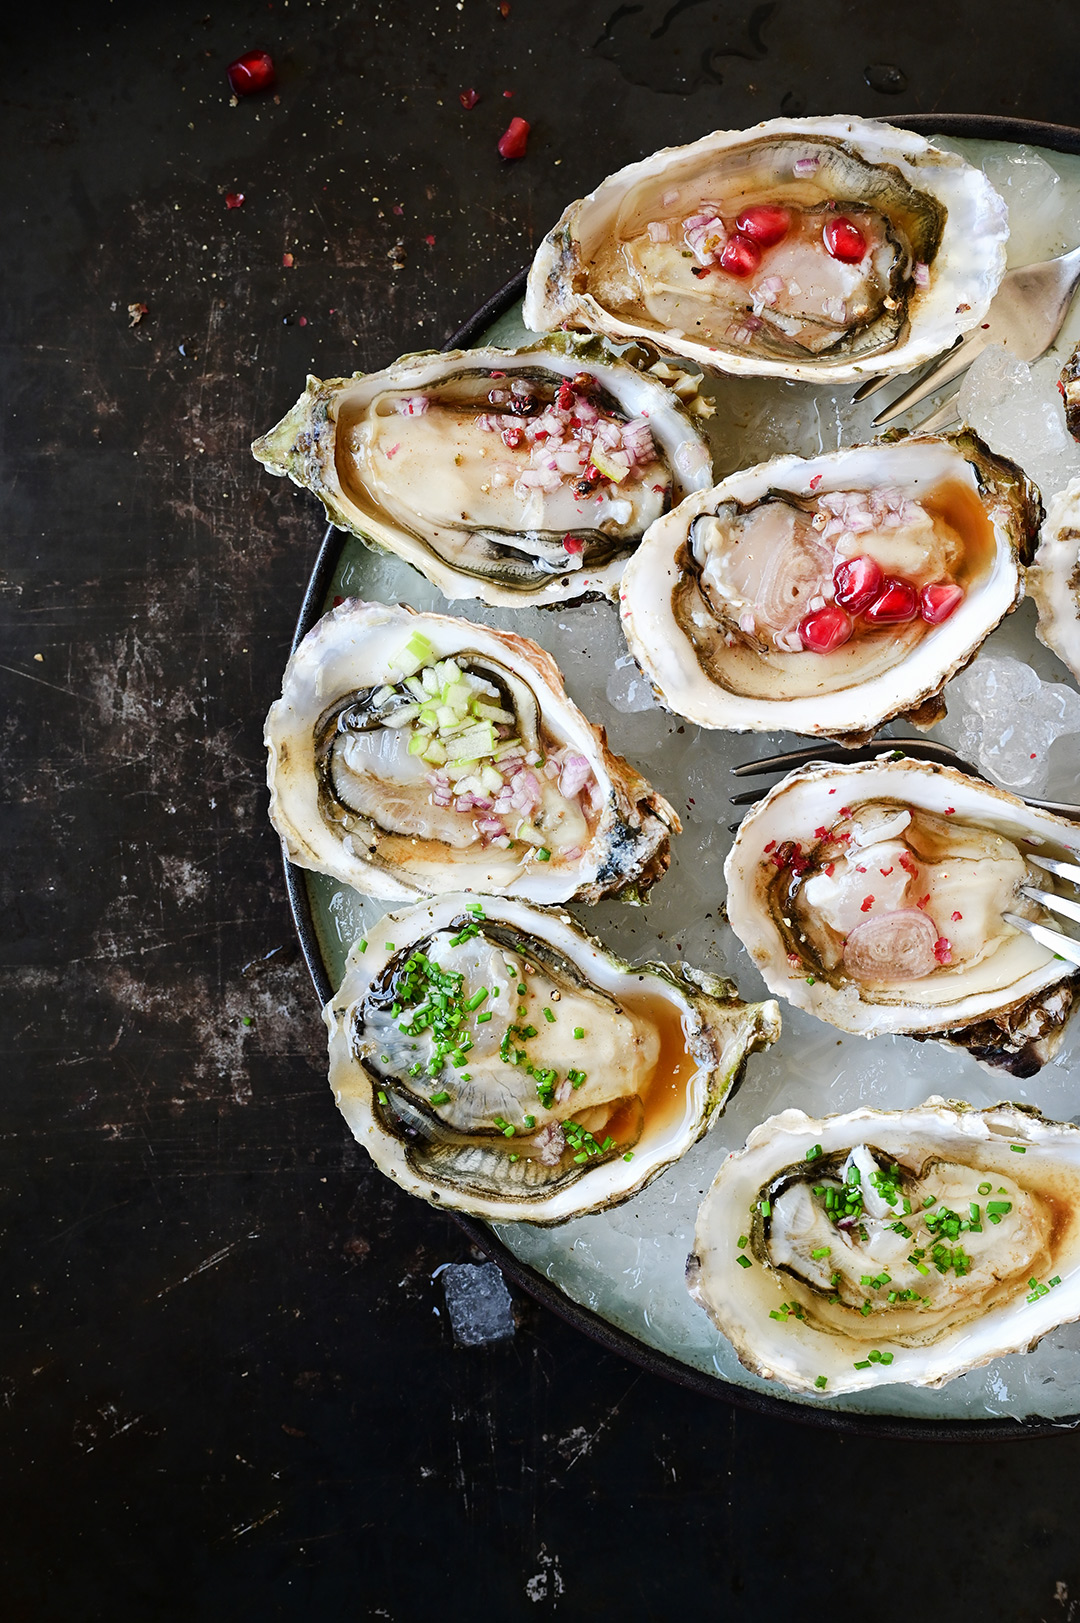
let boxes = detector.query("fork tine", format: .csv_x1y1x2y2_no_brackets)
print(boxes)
851,371,902,402
1019,797,1080,820
1021,885,1080,928
1004,912,1080,968
908,392,963,435
730,737,983,779
871,334,978,427
1028,853,1080,886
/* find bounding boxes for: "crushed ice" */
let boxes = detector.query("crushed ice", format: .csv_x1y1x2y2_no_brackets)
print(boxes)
937,653,1080,790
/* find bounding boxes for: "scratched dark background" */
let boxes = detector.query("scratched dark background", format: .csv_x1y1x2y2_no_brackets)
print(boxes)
5,0,1080,1617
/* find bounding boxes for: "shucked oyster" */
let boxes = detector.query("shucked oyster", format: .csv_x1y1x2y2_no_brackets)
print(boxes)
688,1100,1080,1396
326,894,780,1222
525,116,1007,382
251,336,713,608
266,598,678,904
620,431,1040,743
1028,479,1080,684
724,757,1080,1075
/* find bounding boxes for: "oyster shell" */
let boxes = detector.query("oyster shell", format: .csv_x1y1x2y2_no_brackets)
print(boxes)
524,116,1007,382
266,598,679,904
326,894,781,1223
687,1099,1080,1396
620,430,1040,743
1028,478,1080,683
724,756,1080,1074
251,336,713,609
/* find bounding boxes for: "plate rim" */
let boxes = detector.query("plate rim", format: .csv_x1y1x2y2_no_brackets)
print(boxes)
281,112,1080,1440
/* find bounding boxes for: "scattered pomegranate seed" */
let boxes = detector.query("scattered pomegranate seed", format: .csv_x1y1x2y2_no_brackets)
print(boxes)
763,840,777,853
920,581,964,624
734,204,791,247
864,577,918,624
798,603,853,652
503,89,514,98
718,234,761,277
227,50,276,96
392,204,404,216
814,826,828,838
823,215,866,263
860,895,875,913
933,937,953,964
502,425,525,449
498,117,530,160
809,474,823,490
944,807,955,815
833,554,883,613
225,192,245,209
839,807,851,817
951,911,963,922
459,88,481,109
856,865,867,873
425,234,436,246
824,861,835,876
1030,752,1037,760
299,316,307,326
499,0,510,13
282,251,294,268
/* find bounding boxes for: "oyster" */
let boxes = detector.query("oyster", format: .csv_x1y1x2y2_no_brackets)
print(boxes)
1061,341,1080,442
524,116,1007,382
251,337,713,609
326,894,780,1223
266,598,679,904
688,1099,1080,1396
1028,479,1080,683
619,430,1040,743
724,756,1080,1074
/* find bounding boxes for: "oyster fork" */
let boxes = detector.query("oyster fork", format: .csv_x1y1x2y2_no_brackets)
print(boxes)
851,243,1080,430
729,738,1080,968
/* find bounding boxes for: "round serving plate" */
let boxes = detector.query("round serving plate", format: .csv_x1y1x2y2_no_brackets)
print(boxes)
280,115,1080,1440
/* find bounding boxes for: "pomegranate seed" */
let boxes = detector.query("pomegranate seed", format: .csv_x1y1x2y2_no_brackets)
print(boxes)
718,234,761,277
833,554,883,613
226,50,276,96
860,895,875,913
459,88,480,109
823,215,866,263
933,936,953,965
951,911,963,922
734,205,791,247
225,192,244,209
920,581,964,624
501,425,525,449
798,604,853,652
498,117,530,160
864,577,919,624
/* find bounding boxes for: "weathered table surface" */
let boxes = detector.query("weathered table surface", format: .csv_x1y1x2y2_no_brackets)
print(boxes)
6,1,1080,1616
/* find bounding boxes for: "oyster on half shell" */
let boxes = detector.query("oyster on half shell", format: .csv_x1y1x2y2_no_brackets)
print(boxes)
620,430,1040,744
266,598,679,904
688,1100,1080,1396
251,336,713,608
525,116,1007,383
1029,478,1080,683
326,894,780,1223
724,757,1080,1075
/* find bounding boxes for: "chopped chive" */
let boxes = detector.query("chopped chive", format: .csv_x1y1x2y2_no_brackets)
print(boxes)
385,943,395,951
543,1007,556,1023
814,1376,828,1390
737,1235,749,1249
574,1027,585,1040
536,848,551,862
1050,1276,1062,1287
853,1359,872,1370
465,987,489,1010
805,1144,822,1162
759,1198,771,1218
806,975,815,985
430,1090,450,1105
477,1011,493,1023
810,1246,830,1260
573,1152,588,1164
359,939,368,953
509,1154,519,1163
623,1152,633,1162
518,983,527,996
467,903,484,915
523,1115,536,1129
1011,1144,1026,1153
377,1091,388,1105
977,1182,992,1195
736,1254,752,1270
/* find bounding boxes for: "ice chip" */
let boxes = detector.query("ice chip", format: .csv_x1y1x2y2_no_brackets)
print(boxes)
442,1261,516,1346
979,145,1069,266
937,652,1080,789
606,652,659,713
957,345,1080,500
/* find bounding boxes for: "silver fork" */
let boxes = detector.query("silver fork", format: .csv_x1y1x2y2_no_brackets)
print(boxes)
851,244,1080,431
730,738,1080,967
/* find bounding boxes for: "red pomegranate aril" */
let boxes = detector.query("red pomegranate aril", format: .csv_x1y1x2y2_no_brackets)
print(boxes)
798,604,854,653
498,117,530,160
718,234,761,278
734,205,791,247
459,88,481,109
833,554,883,613
920,581,964,624
823,215,866,263
864,577,919,624
226,50,276,96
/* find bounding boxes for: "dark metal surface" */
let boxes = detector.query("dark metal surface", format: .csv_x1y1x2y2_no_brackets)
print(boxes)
8,0,1080,1614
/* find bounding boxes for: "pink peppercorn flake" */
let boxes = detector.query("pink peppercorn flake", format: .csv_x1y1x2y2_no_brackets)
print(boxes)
282,252,294,268
393,204,404,216
299,316,307,327
814,825,828,838
860,895,875,912
498,116,530,160
879,866,893,877
839,806,851,817
425,234,436,246
945,807,955,815
933,937,953,964
951,911,963,921
226,50,276,97
503,89,514,97
225,192,245,209
917,892,930,908
459,89,480,110
824,862,835,877
763,840,776,854
809,474,823,490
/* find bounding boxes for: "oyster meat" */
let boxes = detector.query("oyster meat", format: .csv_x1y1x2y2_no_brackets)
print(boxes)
688,1099,1080,1396
326,894,780,1222
1028,478,1080,683
620,431,1040,742
724,757,1080,1074
251,337,713,608
266,598,679,903
525,116,1007,382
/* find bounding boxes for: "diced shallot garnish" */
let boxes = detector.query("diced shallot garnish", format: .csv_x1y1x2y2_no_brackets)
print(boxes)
395,394,429,416
793,155,820,175
559,754,593,798
913,261,930,288
842,909,939,983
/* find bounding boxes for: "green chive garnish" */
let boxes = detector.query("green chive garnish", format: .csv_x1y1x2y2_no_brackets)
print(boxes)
1011,1144,1026,1153
736,1255,752,1270
543,1008,555,1023
430,1090,450,1105
465,987,489,1010
814,1376,827,1390
574,1027,585,1040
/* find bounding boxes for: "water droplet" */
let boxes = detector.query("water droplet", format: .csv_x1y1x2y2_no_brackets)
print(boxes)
780,90,806,116
864,62,908,94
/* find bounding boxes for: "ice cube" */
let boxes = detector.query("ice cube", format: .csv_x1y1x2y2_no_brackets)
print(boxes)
978,144,1069,266
937,652,1080,790
441,1261,516,1346
957,345,1080,501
